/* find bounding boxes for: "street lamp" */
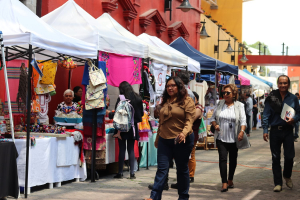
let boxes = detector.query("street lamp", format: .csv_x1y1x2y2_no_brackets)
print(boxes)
240,53,248,63
200,19,210,39
177,0,195,12
164,0,194,20
223,40,234,54
214,25,235,59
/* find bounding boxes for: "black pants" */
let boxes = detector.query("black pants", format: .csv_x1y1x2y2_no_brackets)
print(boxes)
253,107,258,128
118,139,135,174
269,128,295,186
246,114,251,135
150,133,194,200
216,139,238,183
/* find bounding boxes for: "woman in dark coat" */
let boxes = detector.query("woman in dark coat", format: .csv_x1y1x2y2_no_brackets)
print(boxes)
113,81,143,179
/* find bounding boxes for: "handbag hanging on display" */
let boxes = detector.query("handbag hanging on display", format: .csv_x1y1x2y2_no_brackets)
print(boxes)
85,97,105,110
88,60,106,86
86,80,107,94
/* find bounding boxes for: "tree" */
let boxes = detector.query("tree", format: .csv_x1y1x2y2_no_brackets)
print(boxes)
244,41,272,76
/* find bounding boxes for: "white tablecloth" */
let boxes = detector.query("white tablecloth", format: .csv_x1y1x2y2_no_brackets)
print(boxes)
15,137,86,187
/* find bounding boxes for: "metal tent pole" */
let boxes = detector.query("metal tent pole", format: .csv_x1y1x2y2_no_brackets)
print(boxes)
25,44,33,198
0,32,15,142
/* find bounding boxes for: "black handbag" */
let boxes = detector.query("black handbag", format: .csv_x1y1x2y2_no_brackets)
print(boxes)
210,124,215,133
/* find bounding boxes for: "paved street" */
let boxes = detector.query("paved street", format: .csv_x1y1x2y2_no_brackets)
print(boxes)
19,128,300,200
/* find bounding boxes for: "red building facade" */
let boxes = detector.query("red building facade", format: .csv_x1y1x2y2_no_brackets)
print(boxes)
41,0,202,49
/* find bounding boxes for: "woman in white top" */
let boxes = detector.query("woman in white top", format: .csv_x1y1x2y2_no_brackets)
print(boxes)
211,84,248,192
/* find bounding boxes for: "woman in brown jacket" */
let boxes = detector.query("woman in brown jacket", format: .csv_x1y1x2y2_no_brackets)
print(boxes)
145,76,195,200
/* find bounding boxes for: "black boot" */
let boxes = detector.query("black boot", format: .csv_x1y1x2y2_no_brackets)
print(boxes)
113,173,123,179
190,177,194,183
148,182,169,190
129,173,136,179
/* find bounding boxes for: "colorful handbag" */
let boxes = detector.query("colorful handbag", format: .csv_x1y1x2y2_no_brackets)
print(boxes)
57,57,77,70
40,61,57,85
88,60,106,86
85,97,105,110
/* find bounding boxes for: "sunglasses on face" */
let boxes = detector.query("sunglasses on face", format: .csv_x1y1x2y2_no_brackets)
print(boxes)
222,91,232,96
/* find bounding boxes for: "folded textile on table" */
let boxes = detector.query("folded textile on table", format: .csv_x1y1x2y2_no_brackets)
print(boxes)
57,137,79,167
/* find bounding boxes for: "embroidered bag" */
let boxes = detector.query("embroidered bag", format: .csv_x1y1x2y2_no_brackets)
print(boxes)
86,80,107,94
40,61,57,85
85,96,105,110
88,60,106,86
86,89,104,101
113,95,135,135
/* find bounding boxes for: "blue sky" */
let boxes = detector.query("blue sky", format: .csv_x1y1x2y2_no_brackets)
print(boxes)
243,0,300,56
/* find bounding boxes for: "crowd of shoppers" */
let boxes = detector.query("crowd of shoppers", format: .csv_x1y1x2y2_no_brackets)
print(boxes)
108,74,300,200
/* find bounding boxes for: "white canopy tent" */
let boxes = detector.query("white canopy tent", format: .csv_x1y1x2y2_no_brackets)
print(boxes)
239,69,270,91
96,13,188,67
42,0,147,58
0,0,97,59
138,33,200,73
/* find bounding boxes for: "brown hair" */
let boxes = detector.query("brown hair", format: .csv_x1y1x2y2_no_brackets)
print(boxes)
223,84,239,101
161,76,187,106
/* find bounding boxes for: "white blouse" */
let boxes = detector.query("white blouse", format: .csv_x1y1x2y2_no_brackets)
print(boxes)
212,103,247,143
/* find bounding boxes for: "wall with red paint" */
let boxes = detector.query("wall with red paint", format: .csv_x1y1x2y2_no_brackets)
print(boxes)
41,0,201,123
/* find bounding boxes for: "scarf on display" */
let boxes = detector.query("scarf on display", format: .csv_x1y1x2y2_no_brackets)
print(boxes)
16,67,28,115
265,89,282,115
99,51,142,87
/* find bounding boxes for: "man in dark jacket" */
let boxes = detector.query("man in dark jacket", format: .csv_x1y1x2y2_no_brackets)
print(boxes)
263,75,300,192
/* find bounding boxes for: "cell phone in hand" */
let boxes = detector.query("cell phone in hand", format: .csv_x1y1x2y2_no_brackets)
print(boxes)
174,136,180,144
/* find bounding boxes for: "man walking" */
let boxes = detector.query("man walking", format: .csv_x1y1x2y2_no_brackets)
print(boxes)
244,93,253,137
263,75,300,192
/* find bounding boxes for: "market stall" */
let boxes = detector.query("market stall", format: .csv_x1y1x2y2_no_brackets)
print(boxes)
242,69,273,88
0,0,98,197
137,33,200,73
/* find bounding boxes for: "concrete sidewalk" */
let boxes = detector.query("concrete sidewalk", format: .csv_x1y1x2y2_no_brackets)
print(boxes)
18,128,300,200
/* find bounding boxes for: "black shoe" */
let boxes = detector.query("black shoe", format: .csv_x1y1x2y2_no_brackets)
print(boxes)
129,173,136,179
148,183,169,190
190,177,194,183
221,188,228,192
113,173,123,179
228,184,234,189
171,183,178,189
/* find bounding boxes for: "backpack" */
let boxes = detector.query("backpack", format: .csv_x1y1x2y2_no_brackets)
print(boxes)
113,95,135,135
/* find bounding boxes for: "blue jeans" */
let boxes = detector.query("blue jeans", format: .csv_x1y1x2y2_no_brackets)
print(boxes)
294,121,299,139
150,133,194,200
270,127,295,186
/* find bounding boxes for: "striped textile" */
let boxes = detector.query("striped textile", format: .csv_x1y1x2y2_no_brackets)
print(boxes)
4,101,23,114
7,66,21,79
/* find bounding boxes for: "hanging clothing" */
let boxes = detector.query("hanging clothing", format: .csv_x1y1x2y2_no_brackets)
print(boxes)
32,64,55,95
151,63,167,94
189,80,208,112
99,51,142,87
138,111,151,132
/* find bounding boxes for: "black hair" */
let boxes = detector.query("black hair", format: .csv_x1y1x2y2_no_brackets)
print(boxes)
192,91,199,101
246,93,251,97
177,71,190,85
73,86,82,94
119,81,139,100
295,93,299,96
277,75,290,85
161,76,187,106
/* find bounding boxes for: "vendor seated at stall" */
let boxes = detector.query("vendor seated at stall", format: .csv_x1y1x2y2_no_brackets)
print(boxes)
57,89,78,113
73,86,82,103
